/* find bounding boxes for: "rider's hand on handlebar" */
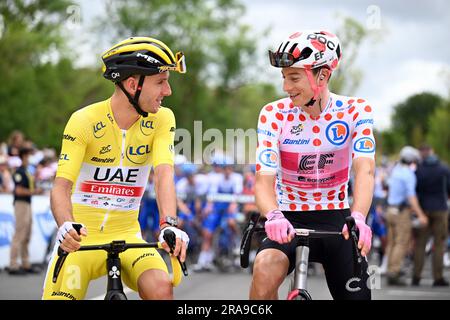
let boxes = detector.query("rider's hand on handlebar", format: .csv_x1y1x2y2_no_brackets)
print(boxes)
57,221,88,253
342,211,372,257
264,209,295,244
159,226,190,263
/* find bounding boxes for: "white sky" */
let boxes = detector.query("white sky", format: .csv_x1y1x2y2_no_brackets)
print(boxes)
69,0,450,130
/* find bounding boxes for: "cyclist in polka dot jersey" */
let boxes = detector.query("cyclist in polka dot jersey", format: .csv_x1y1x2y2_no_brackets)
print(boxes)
250,30,375,300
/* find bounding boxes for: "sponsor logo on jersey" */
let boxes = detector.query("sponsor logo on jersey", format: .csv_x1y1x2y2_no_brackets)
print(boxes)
93,121,106,138
117,198,126,203
126,144,150,164
91,156,115,163
258,149,278,168
257,129,275,137
63,134,76,142
93,167,139,183
355,119,373,128
299,153,334,171
140,120,154,136
290,124,304,135
99,145,112,155
59,153,69,161
170,126,176,132
107,113,114,124
282,138,310,145
353,137,375,153
326,121,349,146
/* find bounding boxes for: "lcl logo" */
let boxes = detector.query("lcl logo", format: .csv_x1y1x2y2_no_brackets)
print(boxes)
140,119,155,136
126,144,151,164
93,121,106,138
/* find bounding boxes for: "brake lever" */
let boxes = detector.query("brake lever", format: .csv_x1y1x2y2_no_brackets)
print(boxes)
345,216,363,277
53,223,84,283
163,229,188,276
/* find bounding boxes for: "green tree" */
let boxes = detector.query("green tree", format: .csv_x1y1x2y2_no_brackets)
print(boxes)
0,0,112,149
391,92,444,147
97,0,262,132
427,100,450,164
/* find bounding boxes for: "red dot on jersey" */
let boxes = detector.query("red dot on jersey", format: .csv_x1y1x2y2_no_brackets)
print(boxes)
289,102,294,108
256,164,261,171
363,129,371,136
337,112,344,119
286,186,293,192
288,194,295,200
352,132,357,139
327,196,335,201
315,204,322,210
276,113,284,121
313,126,320,133
263,140,272,147
313,139,321,146
265,105,273,112
289,203,297,210
301,204,309,211
314,197,321,202
287,114,294,121
348,106,355,114
348,99,355,104
340,185,346,191
365,105,372,112
328,190,336,196
353,112,359,121
298,191,307,196
277,103,284,109
327,203,335,210
261,115,267,123
299,114,306,121
325,113,332,121
313,192,322,197
271,122,278,130
357,99,365,103
339,202,345,209
300,197,307,202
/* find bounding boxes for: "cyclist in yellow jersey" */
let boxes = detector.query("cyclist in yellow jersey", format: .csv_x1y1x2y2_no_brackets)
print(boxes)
42,37,189,300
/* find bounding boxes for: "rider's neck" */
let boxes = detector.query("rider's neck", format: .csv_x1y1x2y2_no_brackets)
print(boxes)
110,92,141,130
300,89,330,118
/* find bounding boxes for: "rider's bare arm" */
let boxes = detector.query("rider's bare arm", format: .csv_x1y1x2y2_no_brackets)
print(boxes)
350,157,375,217
255,172,278,218
154,164,177,222
50,177,75,227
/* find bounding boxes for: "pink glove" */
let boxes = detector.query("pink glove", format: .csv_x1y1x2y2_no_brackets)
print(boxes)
342,211,372,257
265,209,295,244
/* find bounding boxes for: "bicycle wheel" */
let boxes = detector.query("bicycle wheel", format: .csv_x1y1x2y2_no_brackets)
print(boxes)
287,289,312,300
105,291,128,300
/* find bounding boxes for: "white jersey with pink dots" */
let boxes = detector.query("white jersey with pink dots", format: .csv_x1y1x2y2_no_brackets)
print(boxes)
255,93,375,212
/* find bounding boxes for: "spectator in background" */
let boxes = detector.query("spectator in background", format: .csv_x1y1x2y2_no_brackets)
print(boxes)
0,154,14,193
9,147,43,275
7,130,24,157
412,144,450,286
386,146,428,286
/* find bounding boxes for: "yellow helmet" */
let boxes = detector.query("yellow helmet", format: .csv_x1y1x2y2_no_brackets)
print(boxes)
101,36,186,82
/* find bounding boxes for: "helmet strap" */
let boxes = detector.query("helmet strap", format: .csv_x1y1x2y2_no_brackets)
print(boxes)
304,67,328,107
117,75,148,117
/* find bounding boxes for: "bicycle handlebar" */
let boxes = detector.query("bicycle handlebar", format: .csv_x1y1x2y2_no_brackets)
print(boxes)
52,226,187,287
240,214,364,277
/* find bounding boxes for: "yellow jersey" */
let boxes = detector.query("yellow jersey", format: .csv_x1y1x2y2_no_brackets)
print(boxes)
56,98,175,233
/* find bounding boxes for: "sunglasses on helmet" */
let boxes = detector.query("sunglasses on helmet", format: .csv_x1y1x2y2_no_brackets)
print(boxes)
158,52,186,74
268,47,313,68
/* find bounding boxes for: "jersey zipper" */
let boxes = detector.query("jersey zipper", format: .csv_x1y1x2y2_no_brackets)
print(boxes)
100,129,126,232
